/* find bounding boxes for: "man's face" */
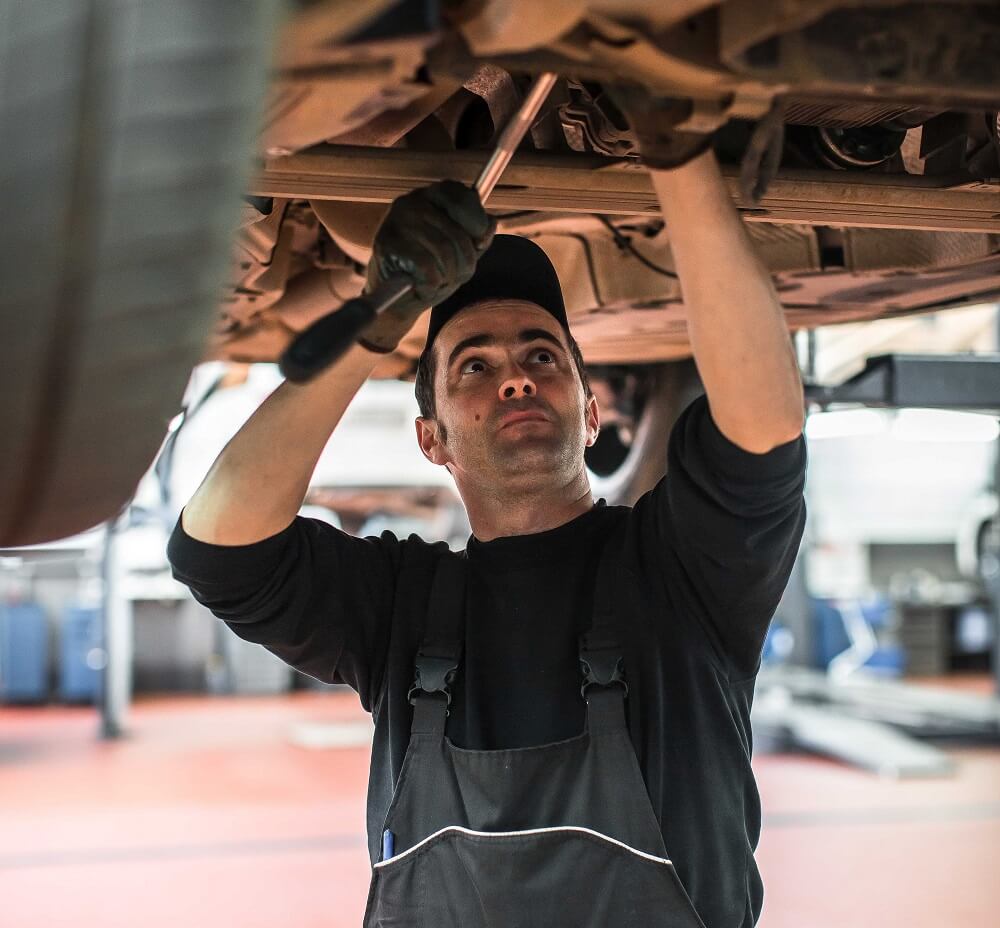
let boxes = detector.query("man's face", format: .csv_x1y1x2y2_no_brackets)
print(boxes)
415,301,599,494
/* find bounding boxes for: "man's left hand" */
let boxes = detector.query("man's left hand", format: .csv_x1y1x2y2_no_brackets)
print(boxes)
606,86,715,171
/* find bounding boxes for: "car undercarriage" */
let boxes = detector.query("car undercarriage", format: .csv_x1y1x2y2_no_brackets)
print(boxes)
220,0,1000,378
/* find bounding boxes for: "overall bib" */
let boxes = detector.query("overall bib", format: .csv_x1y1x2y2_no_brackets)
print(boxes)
363,544,707,928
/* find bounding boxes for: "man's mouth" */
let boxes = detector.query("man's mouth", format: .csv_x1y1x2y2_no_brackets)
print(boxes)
497,410,551,430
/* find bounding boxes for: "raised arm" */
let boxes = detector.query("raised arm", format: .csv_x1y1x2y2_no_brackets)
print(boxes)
180,345,378,545
608,93,807,672
649,153,803,453
607,87,804,453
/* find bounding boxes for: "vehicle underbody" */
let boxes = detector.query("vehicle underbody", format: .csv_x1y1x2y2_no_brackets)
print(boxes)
218,0,1000,378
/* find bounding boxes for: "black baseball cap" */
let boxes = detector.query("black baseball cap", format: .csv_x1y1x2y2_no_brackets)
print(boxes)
424,234,568,353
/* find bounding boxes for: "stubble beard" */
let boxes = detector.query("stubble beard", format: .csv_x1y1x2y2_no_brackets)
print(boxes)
443,404,587,496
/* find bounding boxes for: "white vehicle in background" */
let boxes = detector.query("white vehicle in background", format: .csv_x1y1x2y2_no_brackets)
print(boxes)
151,364,461,543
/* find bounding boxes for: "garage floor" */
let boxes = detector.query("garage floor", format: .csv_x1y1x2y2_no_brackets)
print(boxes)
2,685,998,928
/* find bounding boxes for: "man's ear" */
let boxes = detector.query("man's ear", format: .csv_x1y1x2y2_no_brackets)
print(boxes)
416,417,449,466
585,393,600,447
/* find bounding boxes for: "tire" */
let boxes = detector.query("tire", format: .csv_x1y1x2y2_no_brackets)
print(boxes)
587,361,703,507
0,0,280,546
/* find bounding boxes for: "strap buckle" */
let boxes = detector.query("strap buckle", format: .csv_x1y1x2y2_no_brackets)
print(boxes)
408,653,459,708
579,647,628,701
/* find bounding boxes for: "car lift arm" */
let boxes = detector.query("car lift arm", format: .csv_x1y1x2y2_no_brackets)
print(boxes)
805,352,1000,413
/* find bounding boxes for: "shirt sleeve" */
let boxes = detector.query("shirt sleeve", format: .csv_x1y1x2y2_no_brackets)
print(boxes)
631,394,807,679
166,514,400,711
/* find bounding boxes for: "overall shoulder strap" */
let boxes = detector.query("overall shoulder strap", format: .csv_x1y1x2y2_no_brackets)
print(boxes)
409,548,466,735
579,529,628,705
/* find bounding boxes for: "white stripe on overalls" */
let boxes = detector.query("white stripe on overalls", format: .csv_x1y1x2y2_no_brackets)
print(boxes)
374,824,674,869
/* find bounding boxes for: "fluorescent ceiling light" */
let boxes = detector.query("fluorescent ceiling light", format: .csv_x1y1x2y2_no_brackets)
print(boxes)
805,409,884,440
805,407,1000,442
889,409,1000,443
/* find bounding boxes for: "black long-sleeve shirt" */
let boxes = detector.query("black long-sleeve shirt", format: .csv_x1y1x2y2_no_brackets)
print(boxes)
168,395,806,928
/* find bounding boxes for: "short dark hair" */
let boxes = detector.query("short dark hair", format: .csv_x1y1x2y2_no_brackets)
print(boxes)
414,332,592,420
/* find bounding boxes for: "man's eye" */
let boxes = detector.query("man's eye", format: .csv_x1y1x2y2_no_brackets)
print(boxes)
530,348,557,364
460,358,486,375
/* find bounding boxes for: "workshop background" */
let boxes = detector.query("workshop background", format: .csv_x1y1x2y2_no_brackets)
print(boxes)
3,305,1000,928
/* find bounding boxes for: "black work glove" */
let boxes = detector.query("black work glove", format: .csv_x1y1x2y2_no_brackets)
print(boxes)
604,85,715,171
361,180,496,352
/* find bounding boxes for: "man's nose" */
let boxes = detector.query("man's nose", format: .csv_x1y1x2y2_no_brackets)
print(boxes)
499,373,535,400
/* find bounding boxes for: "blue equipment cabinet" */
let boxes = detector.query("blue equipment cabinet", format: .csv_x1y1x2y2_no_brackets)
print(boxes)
59,606,102,703
0,602,49,703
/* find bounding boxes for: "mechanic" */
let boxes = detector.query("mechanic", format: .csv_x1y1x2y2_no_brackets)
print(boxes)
168,95,806,928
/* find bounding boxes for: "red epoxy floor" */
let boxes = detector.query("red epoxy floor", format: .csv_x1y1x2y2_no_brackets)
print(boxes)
1,688,998,927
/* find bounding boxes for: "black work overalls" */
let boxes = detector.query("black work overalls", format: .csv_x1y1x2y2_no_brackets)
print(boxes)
363,543,707,928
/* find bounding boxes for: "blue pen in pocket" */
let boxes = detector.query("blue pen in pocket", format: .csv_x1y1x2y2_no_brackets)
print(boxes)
382,829,395,861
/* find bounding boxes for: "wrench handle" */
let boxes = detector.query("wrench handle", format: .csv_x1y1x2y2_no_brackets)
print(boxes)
279,276,413,381
279,295,376,382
